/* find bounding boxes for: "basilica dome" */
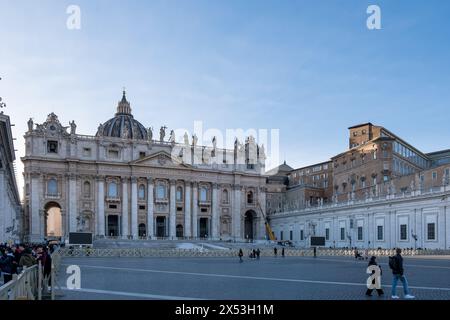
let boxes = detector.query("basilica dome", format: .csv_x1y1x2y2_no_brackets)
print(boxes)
96,91,148,140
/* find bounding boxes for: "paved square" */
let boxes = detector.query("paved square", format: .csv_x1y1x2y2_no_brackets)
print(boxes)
56,255,450,300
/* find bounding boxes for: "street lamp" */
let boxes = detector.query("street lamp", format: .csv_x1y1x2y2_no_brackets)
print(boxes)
411,231,418,250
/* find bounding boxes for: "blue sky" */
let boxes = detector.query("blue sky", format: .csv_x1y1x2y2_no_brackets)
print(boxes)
1,0,450,192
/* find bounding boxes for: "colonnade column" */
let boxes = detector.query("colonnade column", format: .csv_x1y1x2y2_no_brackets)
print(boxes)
96,175,105,237
211,183,219,240
169,179,176,239
184,182,192,238
131,177,138,239
30,173,41,242
147,177,154,239
68,173,78,233
232,184,241,240
192,182,198,238
121,177,129,239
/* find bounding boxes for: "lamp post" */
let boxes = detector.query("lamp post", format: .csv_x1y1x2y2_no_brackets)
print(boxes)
411,231,418,250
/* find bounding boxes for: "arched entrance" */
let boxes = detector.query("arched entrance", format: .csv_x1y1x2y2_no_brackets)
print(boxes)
199,218,209,238
44,202,62,239
138,223,146,238
176,224,184,238
244,210,256,240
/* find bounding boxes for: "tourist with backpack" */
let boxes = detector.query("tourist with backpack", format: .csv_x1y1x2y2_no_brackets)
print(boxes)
389,248,415,299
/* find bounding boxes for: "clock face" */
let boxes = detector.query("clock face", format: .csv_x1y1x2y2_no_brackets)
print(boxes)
50,125,56,131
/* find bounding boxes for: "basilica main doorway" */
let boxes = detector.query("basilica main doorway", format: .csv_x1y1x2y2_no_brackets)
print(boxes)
45,202,62,239
107,215,119,237
156,216,166,238
199,218,209,238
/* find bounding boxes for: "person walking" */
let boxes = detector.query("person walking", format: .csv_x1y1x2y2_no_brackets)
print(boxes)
274,247,278,257
256,249,260,260
238,249,243,263
19,247,37,268
0,248,15,284
365,256,384,297
390,248,415,299
281,248,285,258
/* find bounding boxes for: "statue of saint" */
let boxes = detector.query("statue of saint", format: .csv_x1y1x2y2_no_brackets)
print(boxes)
212,136,217,150
184,132,189,145
147,127,153,141
192,134,198,146
97,123,104,136
160,126,167,141
169,130,175,143
27,118,34,132
69,120,77,135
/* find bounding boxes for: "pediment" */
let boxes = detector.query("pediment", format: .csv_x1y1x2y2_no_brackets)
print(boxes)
131,151,191,168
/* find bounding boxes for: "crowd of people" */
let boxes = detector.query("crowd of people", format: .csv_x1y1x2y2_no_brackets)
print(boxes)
0,243,55,286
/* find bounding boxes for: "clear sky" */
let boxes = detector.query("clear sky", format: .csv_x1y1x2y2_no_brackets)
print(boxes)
1,0,449,197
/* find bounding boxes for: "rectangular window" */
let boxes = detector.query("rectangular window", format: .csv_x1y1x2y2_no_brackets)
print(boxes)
108,150,119,158
139,152,146,159
300,230,304,241
357,226,363,241
289,230,293,241
280,231,284,241
47,141,58,153
325,228,330,241
340,227,345,240
400,224,407,240
432,172,437,180
377,225,383,241
139,205,146,210
83,148,91,157
383,175,389,182
427,223,435,240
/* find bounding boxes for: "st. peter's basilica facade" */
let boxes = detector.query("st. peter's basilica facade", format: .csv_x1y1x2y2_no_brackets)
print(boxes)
21,92,267,243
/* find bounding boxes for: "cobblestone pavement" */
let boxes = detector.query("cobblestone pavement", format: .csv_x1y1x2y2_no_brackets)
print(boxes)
56,255,450,300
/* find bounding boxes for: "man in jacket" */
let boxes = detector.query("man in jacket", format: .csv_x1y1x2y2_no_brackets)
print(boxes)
391,248,415,299
0,248,15,284
19,248,37,268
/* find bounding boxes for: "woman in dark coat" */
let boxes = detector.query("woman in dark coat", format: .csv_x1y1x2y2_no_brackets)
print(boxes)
366,256,384,296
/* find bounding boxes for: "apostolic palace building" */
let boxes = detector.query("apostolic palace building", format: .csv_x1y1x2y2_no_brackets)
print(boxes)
1,91,449,249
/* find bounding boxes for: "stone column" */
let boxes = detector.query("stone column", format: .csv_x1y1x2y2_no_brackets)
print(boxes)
0,170,4,242
169,179,176,239
96,176,105,237
211,183,219,240
258,186,267,240
184,182,192,238
39,209,46,239
68,173,78,232
232,185,241,240
121,177,129,239
192,182,198,238
30,173,41,242
131,177,138,239
147,177,154,239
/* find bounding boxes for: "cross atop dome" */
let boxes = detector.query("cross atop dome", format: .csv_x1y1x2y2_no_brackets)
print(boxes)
116,89,132,115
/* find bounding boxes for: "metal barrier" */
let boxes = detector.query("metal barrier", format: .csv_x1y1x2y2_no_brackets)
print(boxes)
57,247,429,258
0,264,40,300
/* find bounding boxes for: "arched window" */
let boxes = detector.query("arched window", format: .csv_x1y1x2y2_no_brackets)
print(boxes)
83,181,91,197
108,181,118,198
156,184,166,199
222,189,229,204
47,178,58,196
176,186,183,201
200,187,208,202
138,184,146,200
247,191,254,204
